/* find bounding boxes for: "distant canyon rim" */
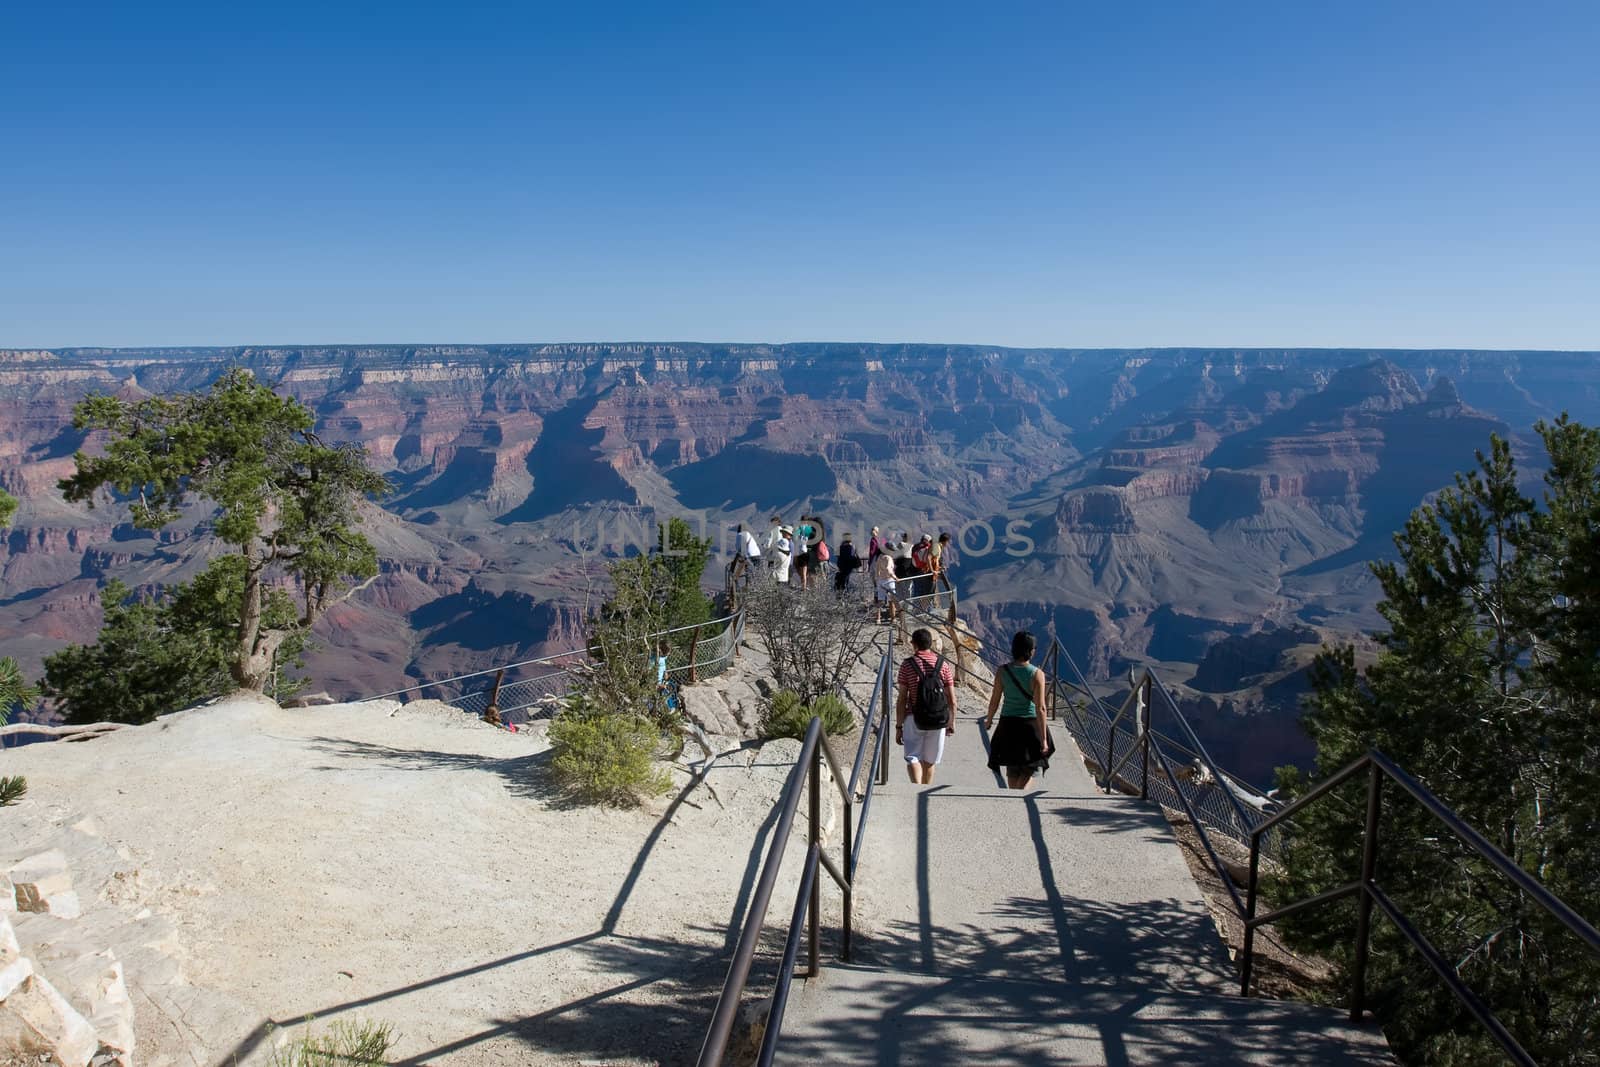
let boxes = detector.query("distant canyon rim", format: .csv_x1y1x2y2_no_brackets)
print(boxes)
3,342,1598,784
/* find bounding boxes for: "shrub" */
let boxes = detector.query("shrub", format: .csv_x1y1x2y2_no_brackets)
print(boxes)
0,777,26,807
549,700,672,806
270,1017,395,1067
743,582,874,707
761,689,857,740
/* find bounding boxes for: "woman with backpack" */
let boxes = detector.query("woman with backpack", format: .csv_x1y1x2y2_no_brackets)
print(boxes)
984,630,1053,789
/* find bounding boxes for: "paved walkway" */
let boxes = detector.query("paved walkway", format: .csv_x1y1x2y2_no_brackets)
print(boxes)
778,709,1393,1065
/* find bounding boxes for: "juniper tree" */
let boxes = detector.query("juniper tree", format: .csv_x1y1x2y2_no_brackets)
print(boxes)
1279,418,1600,1065
43,558,308,723
0,489,34,725
58,370,387,691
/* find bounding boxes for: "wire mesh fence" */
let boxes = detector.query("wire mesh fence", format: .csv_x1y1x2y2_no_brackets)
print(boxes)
363,609,745,726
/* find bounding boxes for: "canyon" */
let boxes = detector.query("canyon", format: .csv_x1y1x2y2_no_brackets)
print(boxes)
3,343,1597,782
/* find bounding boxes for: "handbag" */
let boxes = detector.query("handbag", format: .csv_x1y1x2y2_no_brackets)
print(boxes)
816,540,831,562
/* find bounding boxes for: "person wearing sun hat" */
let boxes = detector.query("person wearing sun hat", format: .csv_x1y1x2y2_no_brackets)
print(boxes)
773,525,795,584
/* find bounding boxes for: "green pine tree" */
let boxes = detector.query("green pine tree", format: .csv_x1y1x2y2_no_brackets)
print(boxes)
58,370,387,692
1277,419,1600,1065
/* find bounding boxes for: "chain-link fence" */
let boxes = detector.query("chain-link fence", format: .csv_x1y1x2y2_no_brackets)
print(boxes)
364,609,744,726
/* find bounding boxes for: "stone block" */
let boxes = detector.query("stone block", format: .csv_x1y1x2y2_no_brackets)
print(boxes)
0,955,32,999
0,970,100,1067
0,913,17,965
47,950,133,1063
10,850,73,913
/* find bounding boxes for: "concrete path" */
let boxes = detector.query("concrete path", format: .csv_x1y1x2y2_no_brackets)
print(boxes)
778,711,1393,1066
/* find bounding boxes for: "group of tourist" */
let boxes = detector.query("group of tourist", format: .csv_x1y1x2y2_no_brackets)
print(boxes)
894,626,1054,790
731,516,955,621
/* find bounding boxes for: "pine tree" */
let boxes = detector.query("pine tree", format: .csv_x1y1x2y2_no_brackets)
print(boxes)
1279,420,1600,1065
58,370,387,691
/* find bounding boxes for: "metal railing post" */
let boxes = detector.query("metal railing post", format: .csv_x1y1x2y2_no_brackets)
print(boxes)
687,625,704,682
808,745,822,978
1350,761,1383,1021
842,802,854,962
879,634,893,786
1241,832,1263,995
482,668,506,726
1138,674,1151,800
1104,696,1117,794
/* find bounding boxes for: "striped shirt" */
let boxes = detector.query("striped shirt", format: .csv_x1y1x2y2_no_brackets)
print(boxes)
897,650,955,696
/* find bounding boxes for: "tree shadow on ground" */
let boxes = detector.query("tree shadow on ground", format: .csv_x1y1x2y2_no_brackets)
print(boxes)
220,742,793,1066
302,735,588,807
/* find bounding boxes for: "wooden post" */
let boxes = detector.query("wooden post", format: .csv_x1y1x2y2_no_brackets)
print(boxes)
687,625,704,682
483,668,506,726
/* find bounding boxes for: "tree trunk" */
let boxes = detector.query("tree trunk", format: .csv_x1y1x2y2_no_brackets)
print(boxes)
232,555,283,691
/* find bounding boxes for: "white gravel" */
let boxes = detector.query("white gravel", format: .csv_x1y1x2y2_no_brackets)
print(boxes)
0,691,812,1066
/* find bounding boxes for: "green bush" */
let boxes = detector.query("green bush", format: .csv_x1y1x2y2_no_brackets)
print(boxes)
548,701,671,806
270,1017,395,1067
761,689,857,740
0,776,26,807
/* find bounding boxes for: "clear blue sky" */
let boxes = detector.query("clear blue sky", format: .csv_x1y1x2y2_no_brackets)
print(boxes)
2,1,1596,349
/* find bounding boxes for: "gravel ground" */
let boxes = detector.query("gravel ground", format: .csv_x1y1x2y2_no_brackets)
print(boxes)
0,691,817,1066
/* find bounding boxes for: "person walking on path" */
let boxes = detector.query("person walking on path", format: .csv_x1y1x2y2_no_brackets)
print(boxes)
867,526,884,606
896,628,956,785
833,532,861,592
872,548,898,623
983,630,1053,790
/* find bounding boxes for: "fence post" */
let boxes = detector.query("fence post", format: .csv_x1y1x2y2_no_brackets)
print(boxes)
879,632,894,786
843,802,854,962
687,625,704,683
1138,674,1151,800
1104,694,1117,795
483,668,506,726
1047,644,1059,721
1350,761,1383,1021
1241,833,1263,996
808,738,822,978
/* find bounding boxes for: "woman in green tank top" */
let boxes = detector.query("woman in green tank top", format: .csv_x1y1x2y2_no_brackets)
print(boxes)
983,630,1054,789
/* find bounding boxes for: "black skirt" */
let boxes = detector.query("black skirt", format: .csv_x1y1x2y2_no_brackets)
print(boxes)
987,715,1054,774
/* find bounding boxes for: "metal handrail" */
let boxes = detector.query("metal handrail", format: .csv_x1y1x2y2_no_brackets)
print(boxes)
698,629,896,1066
1240,748,1600,1066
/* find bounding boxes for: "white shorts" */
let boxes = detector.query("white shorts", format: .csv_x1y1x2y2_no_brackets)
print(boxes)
878,578,898,600
901,720,947,765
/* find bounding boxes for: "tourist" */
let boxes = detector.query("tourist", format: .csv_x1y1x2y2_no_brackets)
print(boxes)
895,628,956,785
763,515,785,572
983,630,1053,790
803,514,828,590
892,532,914,580
732,523,762,586
774,526,794,584
867,526,883,569
911,534,934,598
872,548,898,623
932,531,951,597
834,532,861,591
791,519,812,590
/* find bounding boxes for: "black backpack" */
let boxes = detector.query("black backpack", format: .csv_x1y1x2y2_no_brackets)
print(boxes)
910,654,950,729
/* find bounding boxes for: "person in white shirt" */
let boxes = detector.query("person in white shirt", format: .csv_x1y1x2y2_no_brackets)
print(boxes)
774,527,794,584
732,523,763,586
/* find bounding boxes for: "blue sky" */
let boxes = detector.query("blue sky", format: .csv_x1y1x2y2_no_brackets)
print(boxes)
2,1,1596,349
